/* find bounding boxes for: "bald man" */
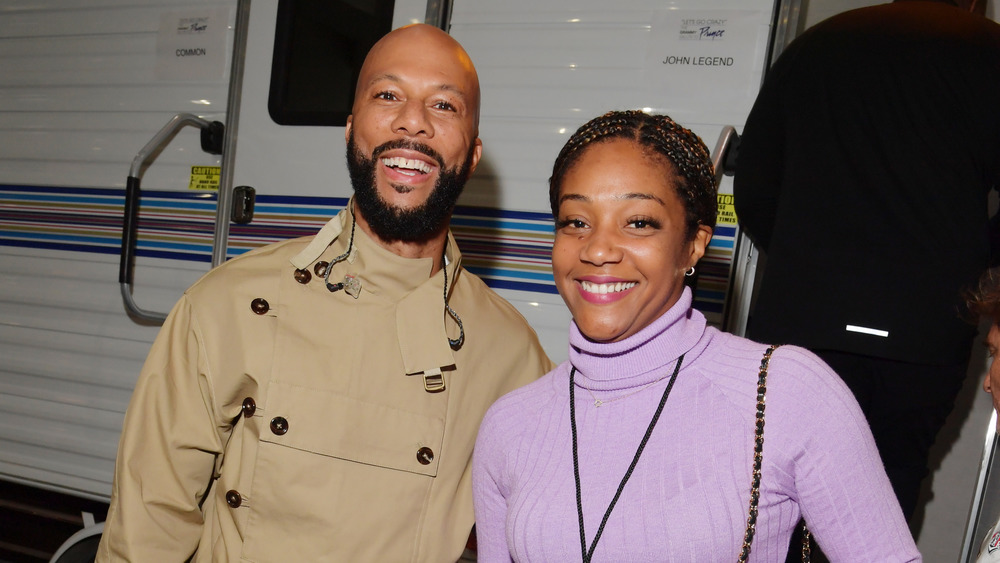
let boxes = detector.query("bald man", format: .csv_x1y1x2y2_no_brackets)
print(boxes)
97,24,552,562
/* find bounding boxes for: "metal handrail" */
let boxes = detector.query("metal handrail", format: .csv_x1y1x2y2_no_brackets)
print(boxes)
119,113,223,324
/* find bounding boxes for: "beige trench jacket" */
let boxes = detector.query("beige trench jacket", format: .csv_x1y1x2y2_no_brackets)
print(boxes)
98,207,553,562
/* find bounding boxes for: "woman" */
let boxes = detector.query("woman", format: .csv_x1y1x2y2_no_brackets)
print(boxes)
967,267,1000,563
472,110,919,562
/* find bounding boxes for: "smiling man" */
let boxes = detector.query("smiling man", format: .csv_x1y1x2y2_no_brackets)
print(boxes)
97,24,552,563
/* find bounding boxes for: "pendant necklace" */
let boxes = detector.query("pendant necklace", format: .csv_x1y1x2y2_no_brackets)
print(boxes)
570,354,684,563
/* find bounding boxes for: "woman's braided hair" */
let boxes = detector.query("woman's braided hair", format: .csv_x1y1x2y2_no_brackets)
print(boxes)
548,109,717,239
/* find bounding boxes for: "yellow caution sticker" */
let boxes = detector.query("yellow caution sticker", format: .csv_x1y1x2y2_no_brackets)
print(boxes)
189,166,221,190
716,193,737,225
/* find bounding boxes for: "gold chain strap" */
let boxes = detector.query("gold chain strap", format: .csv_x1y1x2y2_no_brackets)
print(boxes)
737,345,811,563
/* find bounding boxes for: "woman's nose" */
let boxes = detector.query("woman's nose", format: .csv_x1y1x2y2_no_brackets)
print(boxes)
580,227,623,265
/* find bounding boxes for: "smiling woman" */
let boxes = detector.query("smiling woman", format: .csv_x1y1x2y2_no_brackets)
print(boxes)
471,110,920,562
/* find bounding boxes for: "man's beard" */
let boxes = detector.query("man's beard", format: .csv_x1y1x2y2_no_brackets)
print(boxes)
347,132,474,243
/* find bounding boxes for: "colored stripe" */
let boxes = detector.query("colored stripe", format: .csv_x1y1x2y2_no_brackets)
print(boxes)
0,184,740,316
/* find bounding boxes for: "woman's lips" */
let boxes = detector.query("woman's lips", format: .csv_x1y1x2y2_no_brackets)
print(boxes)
576,279,637,304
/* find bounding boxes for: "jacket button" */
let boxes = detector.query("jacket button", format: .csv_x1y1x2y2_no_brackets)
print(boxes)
314,261,329,277
250,298,269,315
416,447,434,465
270,416,289,435
293,268,312,284
241,397,256,418
226,490,242,508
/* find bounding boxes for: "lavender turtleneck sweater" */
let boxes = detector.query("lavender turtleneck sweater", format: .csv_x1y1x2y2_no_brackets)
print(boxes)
472,288,919,562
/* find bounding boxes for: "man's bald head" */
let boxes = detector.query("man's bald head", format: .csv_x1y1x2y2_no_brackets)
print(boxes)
353,23,481,129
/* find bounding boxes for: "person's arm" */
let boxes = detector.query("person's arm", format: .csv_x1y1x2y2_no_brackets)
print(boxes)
769,348,920,562
472,404,514,562
733,64,787,253
97,295,227,561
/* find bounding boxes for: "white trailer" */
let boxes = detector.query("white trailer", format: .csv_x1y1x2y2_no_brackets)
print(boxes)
6,0,990,561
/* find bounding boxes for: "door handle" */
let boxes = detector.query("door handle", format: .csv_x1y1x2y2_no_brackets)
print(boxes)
119,113,225,324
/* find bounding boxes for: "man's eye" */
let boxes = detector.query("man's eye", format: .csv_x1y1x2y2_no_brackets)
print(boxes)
374,91,397,101
433,100,456,111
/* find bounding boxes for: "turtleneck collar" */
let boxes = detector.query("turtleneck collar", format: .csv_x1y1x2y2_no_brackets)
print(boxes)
568,287,707,392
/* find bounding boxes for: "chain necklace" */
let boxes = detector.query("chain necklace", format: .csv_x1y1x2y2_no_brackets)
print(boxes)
570,355,684,563
584,374,669,407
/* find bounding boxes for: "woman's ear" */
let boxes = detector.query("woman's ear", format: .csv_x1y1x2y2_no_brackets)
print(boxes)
687,225,714,267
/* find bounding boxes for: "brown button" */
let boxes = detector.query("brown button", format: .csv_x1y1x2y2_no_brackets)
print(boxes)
314,261,329,277
293,268,312,284
250,298,269,315
226,489,242,508
241,397,256,418
416,447,434,465
270,416,289,435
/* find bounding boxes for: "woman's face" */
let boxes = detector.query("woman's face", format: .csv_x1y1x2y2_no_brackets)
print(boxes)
984,323,1000,432
552,139,712,343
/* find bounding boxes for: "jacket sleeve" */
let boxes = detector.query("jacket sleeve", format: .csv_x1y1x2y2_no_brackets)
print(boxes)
733,62,787,253
97,295,227,562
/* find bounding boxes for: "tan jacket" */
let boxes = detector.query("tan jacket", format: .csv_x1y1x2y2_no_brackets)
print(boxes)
98,207,553,562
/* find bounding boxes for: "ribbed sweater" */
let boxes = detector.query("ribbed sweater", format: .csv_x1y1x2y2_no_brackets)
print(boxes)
472,288,920,562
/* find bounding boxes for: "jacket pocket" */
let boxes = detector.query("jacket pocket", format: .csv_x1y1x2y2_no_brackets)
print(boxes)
259,380,445,476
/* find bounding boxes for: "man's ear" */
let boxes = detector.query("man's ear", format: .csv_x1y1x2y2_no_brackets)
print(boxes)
344,115,353,144
467,137,483,178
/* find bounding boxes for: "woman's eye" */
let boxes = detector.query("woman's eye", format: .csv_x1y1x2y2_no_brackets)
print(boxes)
557,218,587,230
628,218,660,229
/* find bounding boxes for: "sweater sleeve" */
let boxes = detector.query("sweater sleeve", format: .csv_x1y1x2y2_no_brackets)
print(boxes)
766,347,920,562
97,295,227,562
472,401,515,563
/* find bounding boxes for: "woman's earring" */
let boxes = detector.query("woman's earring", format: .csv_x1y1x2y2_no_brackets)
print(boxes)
685,266,695,277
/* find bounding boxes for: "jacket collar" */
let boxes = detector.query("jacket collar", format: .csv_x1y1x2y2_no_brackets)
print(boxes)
290,200,463,375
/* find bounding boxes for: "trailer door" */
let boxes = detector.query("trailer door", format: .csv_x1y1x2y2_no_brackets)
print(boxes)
221,0,787,363
220,1,426,262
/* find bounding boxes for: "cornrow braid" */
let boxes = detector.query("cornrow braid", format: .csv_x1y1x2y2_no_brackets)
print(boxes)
548,110,717,239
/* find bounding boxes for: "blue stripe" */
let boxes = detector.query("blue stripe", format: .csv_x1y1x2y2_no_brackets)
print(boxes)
485,278,560,295
714,225,738,237
256,195,349,207
465,266,554,282
0,230,120,246
451,217,554,233
138,240,212,252
254,204,343,216
454,206,552,221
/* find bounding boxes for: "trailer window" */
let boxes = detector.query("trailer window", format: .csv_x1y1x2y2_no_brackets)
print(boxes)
269,0,396,126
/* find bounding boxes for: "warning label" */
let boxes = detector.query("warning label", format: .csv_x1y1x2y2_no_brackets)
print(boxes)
189,166,220,190
717,193,737,225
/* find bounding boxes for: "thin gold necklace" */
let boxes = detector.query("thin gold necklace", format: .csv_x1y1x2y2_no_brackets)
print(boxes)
584,374,669,407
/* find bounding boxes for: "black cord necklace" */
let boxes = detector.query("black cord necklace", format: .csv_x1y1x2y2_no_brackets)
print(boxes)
570,354,684,563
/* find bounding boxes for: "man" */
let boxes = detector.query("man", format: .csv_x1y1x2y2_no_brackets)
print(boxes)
734,0,1000,524
97,24,552,562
